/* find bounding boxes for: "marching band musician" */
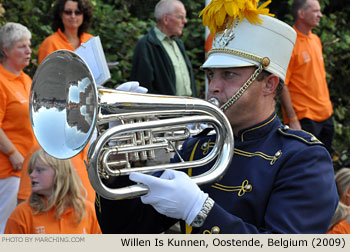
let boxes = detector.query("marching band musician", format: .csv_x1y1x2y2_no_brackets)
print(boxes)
95,0,338,234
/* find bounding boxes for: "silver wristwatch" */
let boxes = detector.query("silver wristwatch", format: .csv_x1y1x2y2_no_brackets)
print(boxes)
191,196,214,228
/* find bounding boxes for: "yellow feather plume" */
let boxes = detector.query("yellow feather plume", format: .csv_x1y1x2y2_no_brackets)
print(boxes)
200,0,274,35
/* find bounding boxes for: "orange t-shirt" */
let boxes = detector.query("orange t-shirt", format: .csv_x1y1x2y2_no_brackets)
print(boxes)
283,26,333,123
0,64,37,178
327,219,350,234
4,200,101,234
38,28,93,64
18,144,96,205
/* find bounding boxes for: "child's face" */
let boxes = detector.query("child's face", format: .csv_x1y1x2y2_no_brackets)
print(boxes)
30,160,55,198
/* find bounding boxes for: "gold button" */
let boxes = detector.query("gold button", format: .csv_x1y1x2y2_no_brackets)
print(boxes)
244,184,252,191
211,226,220,234
310,136,318,142
261,57,270,68
275,150,282,158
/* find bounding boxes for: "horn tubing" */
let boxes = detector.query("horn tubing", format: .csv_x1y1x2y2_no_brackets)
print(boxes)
29,50,234,200
87,114,233,200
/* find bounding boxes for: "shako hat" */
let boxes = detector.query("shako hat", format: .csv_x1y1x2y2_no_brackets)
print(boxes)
200,0,296,82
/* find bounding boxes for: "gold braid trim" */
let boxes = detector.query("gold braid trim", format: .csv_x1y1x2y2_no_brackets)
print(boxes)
208,48,270,68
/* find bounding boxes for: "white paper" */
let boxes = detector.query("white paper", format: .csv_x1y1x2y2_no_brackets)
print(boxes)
75,36,111,86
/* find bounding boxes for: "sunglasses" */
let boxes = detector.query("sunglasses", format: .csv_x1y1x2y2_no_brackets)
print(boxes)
63,10,82,16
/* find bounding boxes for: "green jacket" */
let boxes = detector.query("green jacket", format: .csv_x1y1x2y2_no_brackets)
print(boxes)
130,27,197,97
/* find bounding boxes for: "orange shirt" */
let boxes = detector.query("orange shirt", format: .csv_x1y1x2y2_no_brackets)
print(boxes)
283,26,333,123
18,144,96,205
71,146,96,204
0,64,37,178
4,200,101,234
327,220,350,234
38,28,93,64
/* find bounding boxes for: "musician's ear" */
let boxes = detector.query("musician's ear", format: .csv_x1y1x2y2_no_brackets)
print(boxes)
262,74,279,96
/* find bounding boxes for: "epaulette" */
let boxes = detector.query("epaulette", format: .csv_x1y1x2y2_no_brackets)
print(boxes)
277,125,324,146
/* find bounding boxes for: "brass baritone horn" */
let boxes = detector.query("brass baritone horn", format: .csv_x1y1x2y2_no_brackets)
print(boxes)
30,50,234,200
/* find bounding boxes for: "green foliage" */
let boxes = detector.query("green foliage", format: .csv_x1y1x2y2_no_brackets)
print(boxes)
0,0,349,153
89,1,154,88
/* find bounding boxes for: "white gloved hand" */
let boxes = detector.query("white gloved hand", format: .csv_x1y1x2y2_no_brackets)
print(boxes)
116,81,148,94
129,170,208,225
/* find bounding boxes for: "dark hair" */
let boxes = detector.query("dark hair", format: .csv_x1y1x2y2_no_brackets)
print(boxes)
291,0,309,20
52,0,93,37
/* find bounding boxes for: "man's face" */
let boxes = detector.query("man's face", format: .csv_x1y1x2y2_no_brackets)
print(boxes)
206,67,265,132
301,0,322,27
165,3,187,37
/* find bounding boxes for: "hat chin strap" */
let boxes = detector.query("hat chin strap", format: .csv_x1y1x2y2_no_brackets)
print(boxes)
220,64,263,112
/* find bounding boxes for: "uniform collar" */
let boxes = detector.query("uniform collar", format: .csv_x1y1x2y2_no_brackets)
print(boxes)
236,113,281,142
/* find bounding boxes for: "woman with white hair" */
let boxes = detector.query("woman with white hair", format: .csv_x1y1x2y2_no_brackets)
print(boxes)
327,202,350,234
326,168,350,233
335,167,350,206
0,22,36,234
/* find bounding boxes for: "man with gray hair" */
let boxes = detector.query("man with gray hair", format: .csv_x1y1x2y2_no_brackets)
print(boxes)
130,0,197,97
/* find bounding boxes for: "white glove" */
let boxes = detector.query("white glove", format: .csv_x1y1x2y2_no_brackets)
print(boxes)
129,170,208,225
116,81,148,94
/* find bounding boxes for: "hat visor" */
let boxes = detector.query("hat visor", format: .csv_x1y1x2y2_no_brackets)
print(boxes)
201,53,256,69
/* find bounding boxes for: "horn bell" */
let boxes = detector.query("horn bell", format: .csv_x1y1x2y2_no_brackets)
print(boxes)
30,50,98,159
